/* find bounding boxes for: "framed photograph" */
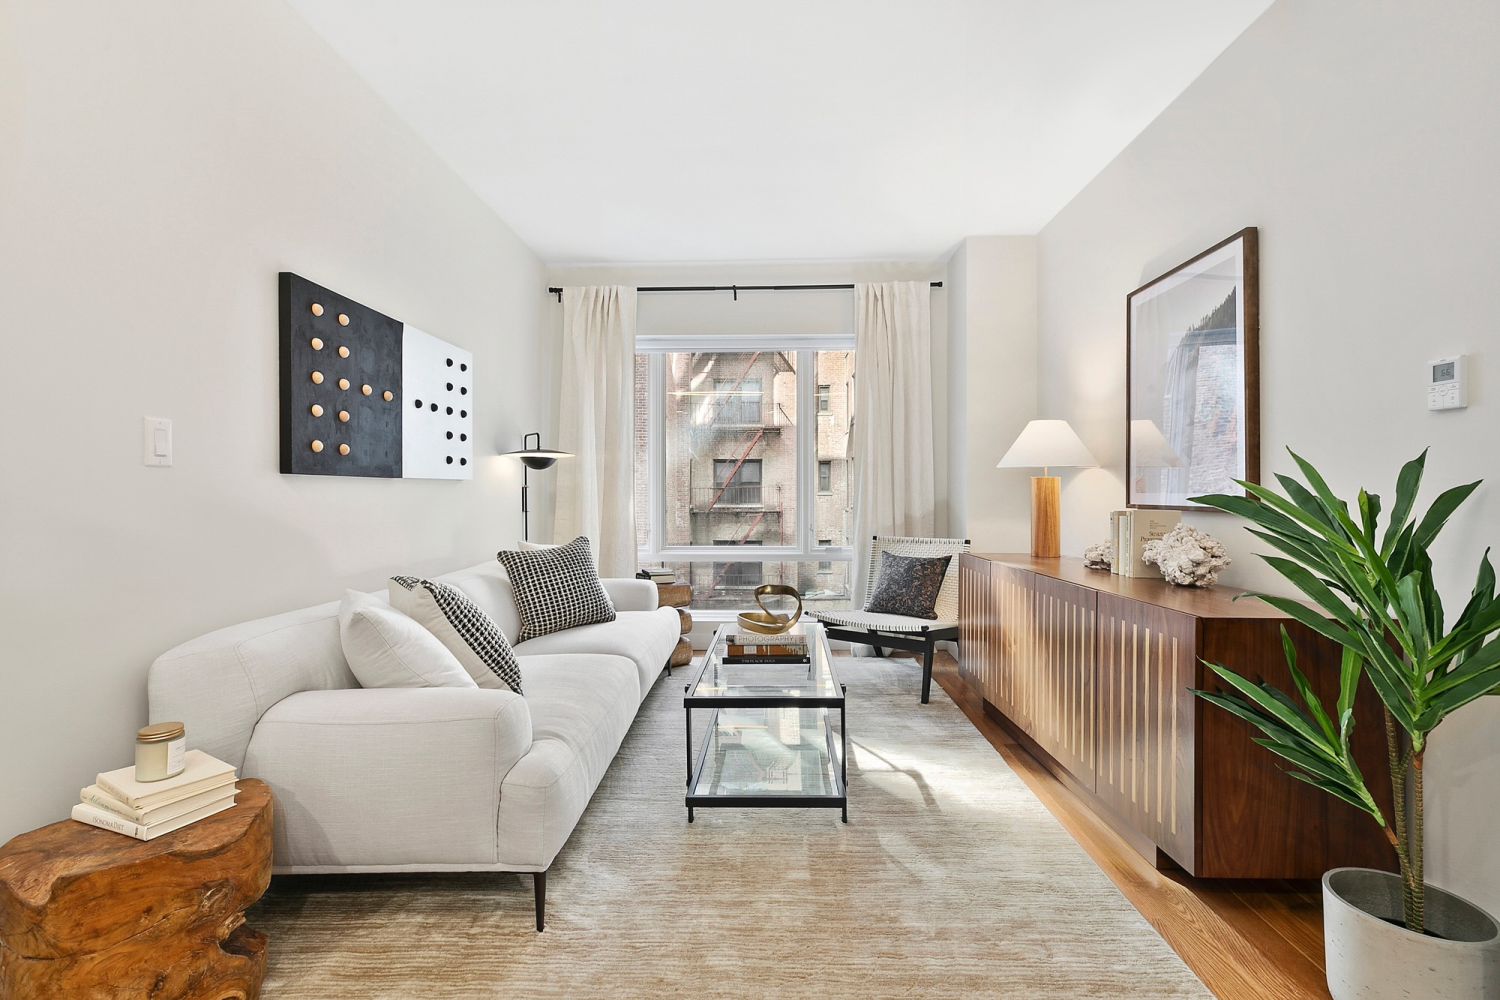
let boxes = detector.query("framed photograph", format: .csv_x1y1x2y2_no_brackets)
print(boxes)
1126,228,1259,509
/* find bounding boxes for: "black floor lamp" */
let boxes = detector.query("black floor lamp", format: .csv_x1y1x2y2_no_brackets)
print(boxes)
502,433,572,541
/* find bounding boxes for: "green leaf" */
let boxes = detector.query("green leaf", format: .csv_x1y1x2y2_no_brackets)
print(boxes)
1417,666,1500,728
1337,648,1363,722
1381,450,1428,555
1424,638,1500,698
1201,661,1329,747
1358,489,1381,546
1414,481,1482,549
1250,593,1357,647
1260,557,1363,628
1283,768,1386,824
1279,626,1337,743
1246,529,1345,584
1277,473,1340,533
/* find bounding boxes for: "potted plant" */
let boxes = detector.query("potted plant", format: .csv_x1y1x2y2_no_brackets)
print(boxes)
1190,449,1500,1000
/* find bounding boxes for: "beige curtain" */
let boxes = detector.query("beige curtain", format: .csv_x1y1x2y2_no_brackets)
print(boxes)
554,286,638,577
851,281,935,602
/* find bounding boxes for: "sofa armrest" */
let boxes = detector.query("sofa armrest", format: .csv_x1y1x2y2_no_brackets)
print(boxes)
243,688,532,868
602,578,658,612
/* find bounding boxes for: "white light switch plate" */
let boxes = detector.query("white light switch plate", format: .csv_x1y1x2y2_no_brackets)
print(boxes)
143,417,172,466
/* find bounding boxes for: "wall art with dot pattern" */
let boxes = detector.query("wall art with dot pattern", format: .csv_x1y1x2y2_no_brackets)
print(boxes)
278,272,473,479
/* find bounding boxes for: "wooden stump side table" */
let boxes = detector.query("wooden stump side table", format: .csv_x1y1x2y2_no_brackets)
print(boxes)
655,582,694,672
0,778,274,1000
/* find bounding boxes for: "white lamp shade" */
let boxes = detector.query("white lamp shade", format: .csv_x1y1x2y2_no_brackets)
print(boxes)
997,419,1098,469
1130,419,1184,468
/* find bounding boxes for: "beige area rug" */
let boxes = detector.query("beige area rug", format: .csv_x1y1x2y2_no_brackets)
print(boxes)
250,658,1211,999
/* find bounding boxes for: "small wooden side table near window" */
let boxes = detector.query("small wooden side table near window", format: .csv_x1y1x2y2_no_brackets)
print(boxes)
0,778,274,1000
657,582,694,672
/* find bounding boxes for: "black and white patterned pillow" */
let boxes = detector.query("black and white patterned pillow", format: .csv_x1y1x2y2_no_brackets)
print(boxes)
864,551,953,619
496,535,616,643
389,576,523,694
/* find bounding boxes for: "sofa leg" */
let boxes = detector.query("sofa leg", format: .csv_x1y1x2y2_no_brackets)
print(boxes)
534,870,546,932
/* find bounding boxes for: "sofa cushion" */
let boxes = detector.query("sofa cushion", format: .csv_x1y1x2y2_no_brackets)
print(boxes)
389,576,523,694
496,653,640,869
339,591,476,690
512,608,680,702
497,536,616,643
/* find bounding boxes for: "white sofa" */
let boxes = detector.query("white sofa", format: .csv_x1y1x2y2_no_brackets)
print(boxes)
147,560,680,930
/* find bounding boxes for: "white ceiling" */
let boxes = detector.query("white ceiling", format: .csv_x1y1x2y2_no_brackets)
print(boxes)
285,0,1273,264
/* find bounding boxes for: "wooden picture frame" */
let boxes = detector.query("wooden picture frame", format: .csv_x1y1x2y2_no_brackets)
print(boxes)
1126,228,1259,510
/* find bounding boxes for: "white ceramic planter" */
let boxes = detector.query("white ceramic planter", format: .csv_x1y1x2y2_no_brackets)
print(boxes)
1323,867,1500,999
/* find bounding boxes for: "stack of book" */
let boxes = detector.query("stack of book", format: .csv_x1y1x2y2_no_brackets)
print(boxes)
636,566,677,585
72,750,238,841
1109,508,1181,579
724,632,810,664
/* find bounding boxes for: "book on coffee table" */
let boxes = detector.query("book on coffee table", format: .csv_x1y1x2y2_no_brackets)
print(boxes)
724,633,810,664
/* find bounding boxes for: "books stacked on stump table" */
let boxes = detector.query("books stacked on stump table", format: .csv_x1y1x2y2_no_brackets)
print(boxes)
72,750,238,841
724,633,810,664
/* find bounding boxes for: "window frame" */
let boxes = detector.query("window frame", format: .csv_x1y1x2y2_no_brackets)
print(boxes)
636,335,855,567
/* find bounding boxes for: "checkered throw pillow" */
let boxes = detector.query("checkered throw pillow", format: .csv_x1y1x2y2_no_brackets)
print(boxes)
497,535,616,643
389,576,524,694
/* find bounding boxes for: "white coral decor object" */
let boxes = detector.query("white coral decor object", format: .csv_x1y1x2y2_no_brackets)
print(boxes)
1141,524,1232,587
1083,540,1114,570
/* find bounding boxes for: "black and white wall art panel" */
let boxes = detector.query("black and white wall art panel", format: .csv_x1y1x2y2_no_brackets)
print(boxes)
278,272,473,480
401,326,473,478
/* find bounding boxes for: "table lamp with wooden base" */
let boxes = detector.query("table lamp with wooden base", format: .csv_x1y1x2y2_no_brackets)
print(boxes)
996,420,1098,558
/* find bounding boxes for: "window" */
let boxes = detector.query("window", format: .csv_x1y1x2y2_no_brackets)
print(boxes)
712,458,762,506
713,377,762,425
635,345,856,611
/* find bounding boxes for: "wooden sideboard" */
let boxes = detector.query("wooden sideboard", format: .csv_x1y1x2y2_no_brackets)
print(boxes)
958,553,1396,879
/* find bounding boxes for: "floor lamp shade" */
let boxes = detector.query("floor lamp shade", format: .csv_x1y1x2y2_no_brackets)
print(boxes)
501,432,572,541
997,420,1098,558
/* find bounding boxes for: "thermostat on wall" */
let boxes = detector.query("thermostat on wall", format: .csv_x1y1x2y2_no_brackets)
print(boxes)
1428,355,1467,410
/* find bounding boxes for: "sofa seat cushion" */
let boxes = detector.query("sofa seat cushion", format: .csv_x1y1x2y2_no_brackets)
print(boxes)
512,608,679,702
496,653,639,869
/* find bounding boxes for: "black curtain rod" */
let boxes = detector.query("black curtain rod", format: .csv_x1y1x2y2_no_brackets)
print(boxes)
546,281,942,302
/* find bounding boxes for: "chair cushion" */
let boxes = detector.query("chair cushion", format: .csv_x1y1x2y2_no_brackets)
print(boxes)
338,591,476,689
812,609,958,633
864,551,952,619
497,536,616,643
512,609,680,701
389,577,523,694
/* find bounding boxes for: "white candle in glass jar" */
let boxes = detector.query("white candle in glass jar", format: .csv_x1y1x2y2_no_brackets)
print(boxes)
135,722,186,782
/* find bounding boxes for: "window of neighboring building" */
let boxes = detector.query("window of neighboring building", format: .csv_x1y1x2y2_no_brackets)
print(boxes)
818,539,833,573
712,539,763,589
816,384,831,412
712,458,762,505
817,460,832,493
713,377,762,425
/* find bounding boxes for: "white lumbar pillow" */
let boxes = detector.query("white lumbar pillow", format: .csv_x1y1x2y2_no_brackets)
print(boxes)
515,540,557,551
338,590,477,689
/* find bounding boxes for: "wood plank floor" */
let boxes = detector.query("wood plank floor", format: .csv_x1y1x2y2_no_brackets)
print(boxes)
919,651,1332,1000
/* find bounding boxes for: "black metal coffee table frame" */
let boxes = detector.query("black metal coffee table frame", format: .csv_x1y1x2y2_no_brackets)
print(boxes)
684,623,848,823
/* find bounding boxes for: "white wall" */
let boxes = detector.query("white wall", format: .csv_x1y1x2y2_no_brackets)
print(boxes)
945,236,1039,553
1035,0,1500,912
547,261,951,536
0,2,549,841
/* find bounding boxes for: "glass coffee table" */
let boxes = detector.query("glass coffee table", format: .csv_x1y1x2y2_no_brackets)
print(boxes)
684,621,847,823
